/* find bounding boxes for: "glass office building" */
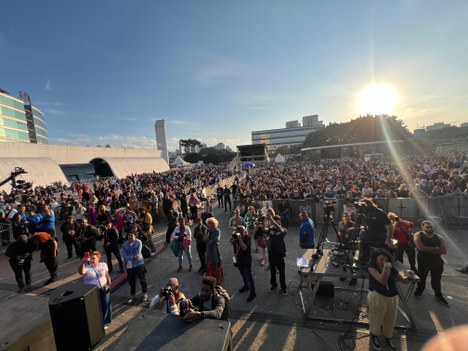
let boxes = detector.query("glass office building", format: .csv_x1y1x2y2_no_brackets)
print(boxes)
0,88,48,144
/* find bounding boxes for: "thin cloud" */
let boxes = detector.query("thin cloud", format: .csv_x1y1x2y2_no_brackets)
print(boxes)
166,119,194,126
45,80,53,91
190,53,256,86
54,133,158,150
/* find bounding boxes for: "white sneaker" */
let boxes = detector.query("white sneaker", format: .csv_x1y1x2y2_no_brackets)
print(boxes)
127,296,134,304
141,294,148,302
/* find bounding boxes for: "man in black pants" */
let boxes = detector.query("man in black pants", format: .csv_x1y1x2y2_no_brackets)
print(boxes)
60,216,79,261
31,232,59,286
193,217,207,274
230,226,256,301
266,212,288,296
413,220,449,306
6,235,33,292
223,186,231,212
103,221,124,273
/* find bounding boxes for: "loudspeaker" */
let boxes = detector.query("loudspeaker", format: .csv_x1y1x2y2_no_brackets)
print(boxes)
311,281,335,297
49,281,104,351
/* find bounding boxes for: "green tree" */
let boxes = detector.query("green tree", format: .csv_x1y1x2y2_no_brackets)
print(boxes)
303,115,412,148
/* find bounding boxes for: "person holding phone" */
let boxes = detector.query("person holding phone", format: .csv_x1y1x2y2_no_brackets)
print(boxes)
367,249,414,351
78,251,112,328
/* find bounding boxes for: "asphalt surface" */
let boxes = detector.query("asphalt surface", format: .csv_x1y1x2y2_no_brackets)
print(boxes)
1,203,467,351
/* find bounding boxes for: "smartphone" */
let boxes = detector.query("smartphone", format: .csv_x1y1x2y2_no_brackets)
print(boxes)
84,252,90,262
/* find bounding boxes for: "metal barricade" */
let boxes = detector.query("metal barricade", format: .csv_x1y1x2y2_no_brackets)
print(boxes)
0,223,14,255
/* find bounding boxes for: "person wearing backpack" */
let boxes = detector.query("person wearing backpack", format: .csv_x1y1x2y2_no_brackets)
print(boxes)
183,276,230,321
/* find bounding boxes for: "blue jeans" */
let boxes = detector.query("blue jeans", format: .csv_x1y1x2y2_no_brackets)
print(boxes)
239,265,256,295
100,290,112,325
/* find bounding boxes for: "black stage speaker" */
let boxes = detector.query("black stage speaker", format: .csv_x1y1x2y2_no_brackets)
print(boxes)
49,281,104,351
311,281,335,297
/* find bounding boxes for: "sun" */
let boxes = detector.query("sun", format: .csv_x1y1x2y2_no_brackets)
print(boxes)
359,84,397,115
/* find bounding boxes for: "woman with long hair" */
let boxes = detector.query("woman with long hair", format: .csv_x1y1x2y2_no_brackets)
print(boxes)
205,217,223,283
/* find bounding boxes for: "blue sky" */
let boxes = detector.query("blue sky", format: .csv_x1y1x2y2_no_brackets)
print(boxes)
1,1,467,151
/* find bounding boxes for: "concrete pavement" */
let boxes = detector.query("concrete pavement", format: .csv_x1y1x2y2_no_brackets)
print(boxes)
1,204,467,350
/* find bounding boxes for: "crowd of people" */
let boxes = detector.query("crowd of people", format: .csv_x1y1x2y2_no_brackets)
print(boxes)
2,151,465,336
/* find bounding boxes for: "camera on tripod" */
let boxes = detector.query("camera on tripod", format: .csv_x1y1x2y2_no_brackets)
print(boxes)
322,200,336,215
354,201,368,215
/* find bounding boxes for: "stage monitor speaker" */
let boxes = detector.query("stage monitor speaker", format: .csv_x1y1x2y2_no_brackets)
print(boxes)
49,281,104,351
311,281,335,297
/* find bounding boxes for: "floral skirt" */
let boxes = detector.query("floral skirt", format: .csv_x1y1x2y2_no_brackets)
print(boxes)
206,262,224,284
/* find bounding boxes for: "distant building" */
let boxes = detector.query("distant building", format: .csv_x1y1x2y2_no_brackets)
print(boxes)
285,120,300,128
0,88,48,144
155,119,169,163
214,143,226,150
252,114,324,150
426,122,451,132
302,114,319,126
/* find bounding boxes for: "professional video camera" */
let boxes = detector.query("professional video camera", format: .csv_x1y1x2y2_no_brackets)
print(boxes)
161,286,173,297
354,201,368,215
322,200,336,214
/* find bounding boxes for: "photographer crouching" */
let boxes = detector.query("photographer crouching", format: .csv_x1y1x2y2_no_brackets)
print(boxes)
230,226,256,302
149,277,186,315
357,199,395,263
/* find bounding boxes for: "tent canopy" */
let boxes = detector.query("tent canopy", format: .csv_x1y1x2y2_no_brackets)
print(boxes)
274,153,285,163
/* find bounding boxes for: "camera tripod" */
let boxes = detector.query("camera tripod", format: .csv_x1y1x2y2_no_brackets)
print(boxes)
313,207,357,274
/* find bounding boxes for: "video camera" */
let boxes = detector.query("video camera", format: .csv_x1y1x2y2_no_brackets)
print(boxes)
354,201,369,215
322,200,336,214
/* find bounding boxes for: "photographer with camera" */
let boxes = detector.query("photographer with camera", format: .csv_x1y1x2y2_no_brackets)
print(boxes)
149,277,186,315
357,199,395,263
5,235,33,292
78,251,112,328
230,226,256,302
266,209,288,296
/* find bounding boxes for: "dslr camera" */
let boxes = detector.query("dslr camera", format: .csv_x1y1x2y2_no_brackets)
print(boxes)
162,286,173,297
232,232,241,239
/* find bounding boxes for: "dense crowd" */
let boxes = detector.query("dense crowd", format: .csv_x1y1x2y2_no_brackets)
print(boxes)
234,152,468,202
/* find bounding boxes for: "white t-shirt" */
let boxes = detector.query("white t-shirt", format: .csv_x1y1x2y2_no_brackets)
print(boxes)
83,262,108,287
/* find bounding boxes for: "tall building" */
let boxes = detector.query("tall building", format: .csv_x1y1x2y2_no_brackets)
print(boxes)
302,114,318,126
154,119,169,163
0,88,48,144
251,114,324,150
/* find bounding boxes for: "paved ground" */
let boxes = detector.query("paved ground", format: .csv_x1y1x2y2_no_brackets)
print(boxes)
0,203,467,351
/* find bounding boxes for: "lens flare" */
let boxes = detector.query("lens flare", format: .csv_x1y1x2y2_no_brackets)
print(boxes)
359,84,397,115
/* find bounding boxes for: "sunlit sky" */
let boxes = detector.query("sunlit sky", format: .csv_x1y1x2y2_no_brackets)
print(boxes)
1,1,468,151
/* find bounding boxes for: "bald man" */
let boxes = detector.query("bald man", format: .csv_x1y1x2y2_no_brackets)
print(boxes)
149,277,186,315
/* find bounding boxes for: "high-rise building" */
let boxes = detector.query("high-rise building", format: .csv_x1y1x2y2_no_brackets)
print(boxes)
285,120,300,128
302,114,318,126
0,88,48,144
155,119,169,162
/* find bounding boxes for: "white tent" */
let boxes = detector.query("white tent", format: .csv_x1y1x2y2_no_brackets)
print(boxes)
172,155,190,167
274,153,286,163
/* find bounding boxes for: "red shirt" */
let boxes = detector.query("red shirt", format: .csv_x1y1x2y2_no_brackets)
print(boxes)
392,220,414,244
